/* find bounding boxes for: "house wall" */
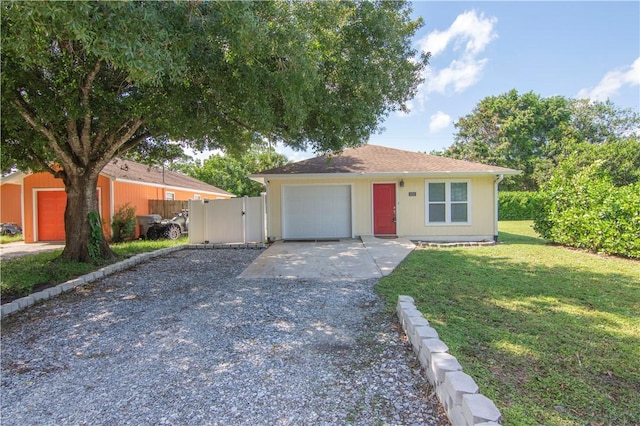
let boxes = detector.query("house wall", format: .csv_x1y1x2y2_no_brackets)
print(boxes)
0,183,23,226
265,175,497,241
22,173,111,243
114,182,231,217
395,176,496,241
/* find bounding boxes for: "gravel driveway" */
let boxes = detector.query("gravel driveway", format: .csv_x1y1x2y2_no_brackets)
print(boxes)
1,249,448,425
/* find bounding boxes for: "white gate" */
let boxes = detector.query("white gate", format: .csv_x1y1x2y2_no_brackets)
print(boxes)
188,195,266,244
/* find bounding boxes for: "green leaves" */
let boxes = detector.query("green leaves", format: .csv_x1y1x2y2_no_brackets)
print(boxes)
174,144,288,197
2,0,424,261
444,90,639,191
534,162,640,259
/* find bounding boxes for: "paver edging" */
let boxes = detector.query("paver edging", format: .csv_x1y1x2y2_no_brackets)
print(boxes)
1,245,191,320
397,295,502,426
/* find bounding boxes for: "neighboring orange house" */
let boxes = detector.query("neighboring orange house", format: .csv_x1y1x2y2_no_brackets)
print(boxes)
0,158,234,243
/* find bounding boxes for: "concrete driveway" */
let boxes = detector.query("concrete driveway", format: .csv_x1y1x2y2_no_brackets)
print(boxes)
0,241,65,260
238,236,415,279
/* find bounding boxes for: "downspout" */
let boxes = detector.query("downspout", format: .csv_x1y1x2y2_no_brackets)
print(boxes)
494,174,504,242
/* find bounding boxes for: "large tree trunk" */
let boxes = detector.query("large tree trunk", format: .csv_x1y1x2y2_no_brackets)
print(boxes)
60,172,115,262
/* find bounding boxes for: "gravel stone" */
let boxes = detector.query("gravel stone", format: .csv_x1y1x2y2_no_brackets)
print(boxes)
1,249,449,425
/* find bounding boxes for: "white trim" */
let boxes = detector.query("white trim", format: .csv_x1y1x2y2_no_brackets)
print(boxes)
110,178,115,230
33,187,103,242
425,180,472,226
371,182,398,236
265,184,272,241
251,170,520,184
33,188,64,242
494,174,504,240
20,181,25,231
281,183,354,239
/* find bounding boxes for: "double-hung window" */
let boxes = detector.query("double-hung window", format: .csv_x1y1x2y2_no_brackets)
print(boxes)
426,181,470,224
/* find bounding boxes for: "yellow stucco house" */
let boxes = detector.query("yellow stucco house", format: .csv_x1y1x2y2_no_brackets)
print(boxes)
250,144,520,243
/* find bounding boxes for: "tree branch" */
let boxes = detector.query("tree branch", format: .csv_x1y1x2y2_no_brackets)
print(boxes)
80,60,102,161
12,97,75,170
93,117,147,169
66,117,84,161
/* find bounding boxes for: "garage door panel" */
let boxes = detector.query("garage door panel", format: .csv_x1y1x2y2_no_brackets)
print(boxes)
37,191,66,241
282,185,351,239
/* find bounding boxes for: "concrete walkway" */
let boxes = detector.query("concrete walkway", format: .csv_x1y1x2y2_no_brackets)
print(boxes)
238,237,415,280
0,241,65,260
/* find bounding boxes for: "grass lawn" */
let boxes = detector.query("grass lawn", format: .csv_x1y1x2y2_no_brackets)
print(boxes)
377,221,640,425
0,234,23,244
1,237,187,302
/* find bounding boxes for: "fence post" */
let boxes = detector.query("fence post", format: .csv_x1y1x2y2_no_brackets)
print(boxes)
242,196,247,244
260,192,267,243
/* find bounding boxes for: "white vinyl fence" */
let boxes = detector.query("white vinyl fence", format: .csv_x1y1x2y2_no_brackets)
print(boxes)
188,195,266,245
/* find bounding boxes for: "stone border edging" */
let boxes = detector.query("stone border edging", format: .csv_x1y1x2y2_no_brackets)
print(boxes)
1,245,188,320
1,244,269,320
397,295,502,426
413,241,496,248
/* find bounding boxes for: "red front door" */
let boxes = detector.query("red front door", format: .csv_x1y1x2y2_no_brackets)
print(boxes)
373,183,396,235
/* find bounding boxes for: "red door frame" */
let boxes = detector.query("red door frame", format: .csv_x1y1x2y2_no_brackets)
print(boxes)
373,183,397,235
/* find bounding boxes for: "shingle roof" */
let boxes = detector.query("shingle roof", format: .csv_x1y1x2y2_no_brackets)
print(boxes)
102,159,234,197
256,144,520,175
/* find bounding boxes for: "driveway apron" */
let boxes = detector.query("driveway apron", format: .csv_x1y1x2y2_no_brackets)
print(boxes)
1,246,446,425
238,237,415,279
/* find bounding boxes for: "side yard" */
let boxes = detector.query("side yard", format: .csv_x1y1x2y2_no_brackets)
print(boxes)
377,221,640,425
1,237,188,303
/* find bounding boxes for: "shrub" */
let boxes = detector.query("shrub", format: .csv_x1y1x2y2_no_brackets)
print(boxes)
534,164,640,259
498,191,542,220
111,203,136,243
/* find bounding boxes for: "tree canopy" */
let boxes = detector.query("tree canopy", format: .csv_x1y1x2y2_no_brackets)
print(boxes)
441,89,640,191
174,144,289,198
1,1,427,261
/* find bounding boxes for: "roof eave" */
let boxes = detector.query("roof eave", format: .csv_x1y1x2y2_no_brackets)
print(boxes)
250,170,521,181
0,171,26,185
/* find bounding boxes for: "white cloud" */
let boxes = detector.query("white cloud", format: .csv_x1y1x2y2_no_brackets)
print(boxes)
577,57,640,102
408,10,498,112
419,10,498,58
429,111,452,133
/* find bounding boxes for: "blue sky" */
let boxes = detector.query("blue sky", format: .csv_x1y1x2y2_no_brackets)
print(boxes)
280,1,640,161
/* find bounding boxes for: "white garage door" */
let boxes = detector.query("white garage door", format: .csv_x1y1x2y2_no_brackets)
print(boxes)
282,185,352,239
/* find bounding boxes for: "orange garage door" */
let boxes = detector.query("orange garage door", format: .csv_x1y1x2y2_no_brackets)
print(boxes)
37,191,66,241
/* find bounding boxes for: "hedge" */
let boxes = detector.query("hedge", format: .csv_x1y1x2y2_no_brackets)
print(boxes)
498,191,542,220
534,170,640,259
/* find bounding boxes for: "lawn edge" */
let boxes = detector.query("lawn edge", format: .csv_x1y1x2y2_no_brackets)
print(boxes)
1,245,187,320
396,295,502,426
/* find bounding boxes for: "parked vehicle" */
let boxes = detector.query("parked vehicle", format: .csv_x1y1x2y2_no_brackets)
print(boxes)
137,210,188,240
1,223,22,236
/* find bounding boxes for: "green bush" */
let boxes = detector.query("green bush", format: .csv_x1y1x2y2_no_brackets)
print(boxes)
534,164,640,259
111,203,136,243
498,191,542,220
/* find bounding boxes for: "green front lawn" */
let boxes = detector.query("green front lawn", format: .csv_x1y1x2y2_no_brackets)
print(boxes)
377,221,640,425
1,237,187,302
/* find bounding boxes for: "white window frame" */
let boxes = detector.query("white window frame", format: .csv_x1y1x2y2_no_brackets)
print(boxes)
165,191,175,201
193,194,201,200
425,180,471,225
